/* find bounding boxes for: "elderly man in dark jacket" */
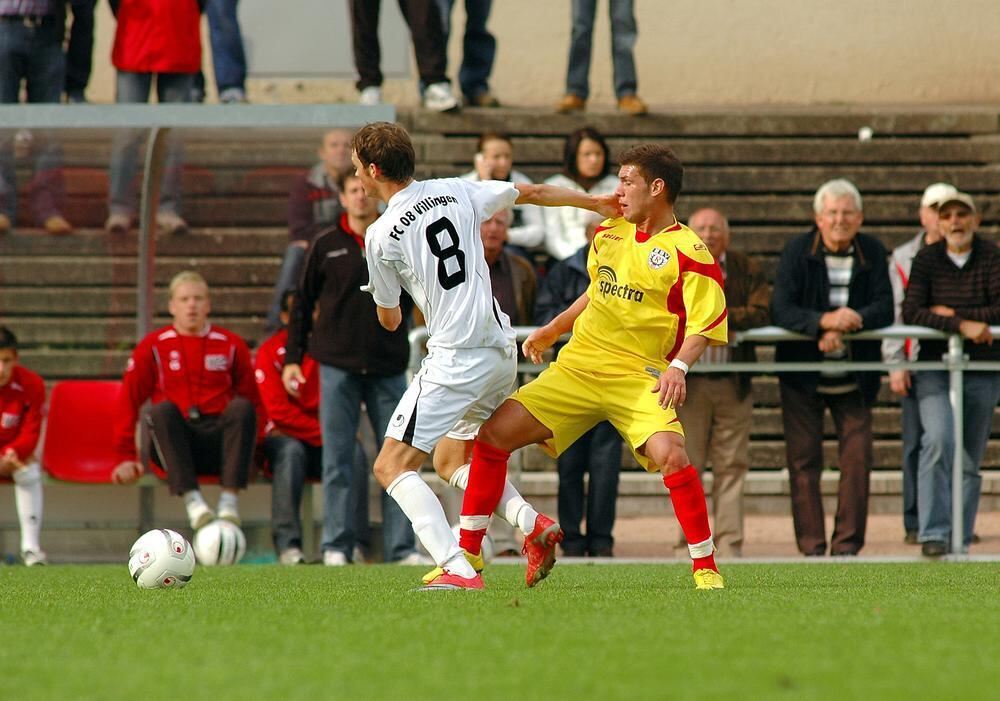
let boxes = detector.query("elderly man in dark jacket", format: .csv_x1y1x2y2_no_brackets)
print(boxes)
771,179,894,557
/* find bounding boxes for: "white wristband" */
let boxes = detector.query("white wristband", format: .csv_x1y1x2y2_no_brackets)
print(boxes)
668,358,689,375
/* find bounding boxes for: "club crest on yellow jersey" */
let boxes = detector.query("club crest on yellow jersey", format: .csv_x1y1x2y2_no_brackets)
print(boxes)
648,247,670,270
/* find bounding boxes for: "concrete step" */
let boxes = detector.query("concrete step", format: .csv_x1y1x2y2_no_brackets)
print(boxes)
0,286,270,315
0,256,280,287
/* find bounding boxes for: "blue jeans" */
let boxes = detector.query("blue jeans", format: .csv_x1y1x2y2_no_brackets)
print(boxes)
108,72,193,217
265,243,308,333
557,421,621,555
913,371,1000,546
265,435,323,552
0,16,66,223
205,0,247,93
565,0,638,100
435,0,495,100
319,364,415,561
899,392,921,533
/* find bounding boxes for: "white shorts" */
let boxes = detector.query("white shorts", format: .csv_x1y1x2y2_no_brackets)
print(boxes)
385,343,517,453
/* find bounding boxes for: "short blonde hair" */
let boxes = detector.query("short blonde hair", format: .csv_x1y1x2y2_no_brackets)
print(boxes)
168,270,209,299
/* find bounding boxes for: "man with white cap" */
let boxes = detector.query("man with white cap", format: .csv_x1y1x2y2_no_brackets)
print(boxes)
882,182,956,544
902,190,1000,556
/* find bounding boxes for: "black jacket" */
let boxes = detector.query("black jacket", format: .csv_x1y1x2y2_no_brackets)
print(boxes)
770,229,894,405
285,217,410,375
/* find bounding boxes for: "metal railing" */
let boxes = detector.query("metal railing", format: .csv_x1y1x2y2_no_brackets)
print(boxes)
407,324,1000,555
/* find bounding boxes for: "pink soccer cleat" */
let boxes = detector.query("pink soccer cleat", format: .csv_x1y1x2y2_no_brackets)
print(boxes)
418,570,485,591
522,513,563,587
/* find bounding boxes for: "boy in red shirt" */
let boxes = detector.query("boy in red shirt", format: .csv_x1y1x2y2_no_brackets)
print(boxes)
111,272,259,530
0,327,47,565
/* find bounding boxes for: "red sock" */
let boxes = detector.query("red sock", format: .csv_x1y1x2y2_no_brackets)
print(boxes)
663,466,717,572
458,440,510,554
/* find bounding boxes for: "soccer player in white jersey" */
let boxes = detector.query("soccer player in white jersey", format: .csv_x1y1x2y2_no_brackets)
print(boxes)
352,122,618,590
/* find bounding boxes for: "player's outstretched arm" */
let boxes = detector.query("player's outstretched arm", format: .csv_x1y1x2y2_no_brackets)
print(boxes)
523,292,590,363
514,183,620,219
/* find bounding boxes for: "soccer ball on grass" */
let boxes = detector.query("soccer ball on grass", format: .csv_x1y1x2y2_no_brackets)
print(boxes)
128,528,196,589
193,519,247,566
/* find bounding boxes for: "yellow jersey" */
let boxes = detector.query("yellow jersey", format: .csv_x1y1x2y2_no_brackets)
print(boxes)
555,216,728,376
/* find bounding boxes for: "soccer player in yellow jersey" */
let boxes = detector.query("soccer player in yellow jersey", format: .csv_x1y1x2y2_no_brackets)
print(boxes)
458,144,729,590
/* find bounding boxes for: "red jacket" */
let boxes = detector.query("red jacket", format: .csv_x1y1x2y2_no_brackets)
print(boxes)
111,0,202,74
254,329,321,447
114,325,258,460
0,366,46,462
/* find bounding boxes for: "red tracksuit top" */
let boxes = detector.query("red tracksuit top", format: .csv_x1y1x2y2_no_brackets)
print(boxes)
0,365,46,462
114,325,258,460
254,329,321,447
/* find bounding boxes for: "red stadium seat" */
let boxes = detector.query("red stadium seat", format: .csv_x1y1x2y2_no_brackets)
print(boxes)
41,380,124,483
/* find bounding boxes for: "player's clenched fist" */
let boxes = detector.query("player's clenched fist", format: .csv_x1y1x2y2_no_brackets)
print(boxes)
522,326,561,364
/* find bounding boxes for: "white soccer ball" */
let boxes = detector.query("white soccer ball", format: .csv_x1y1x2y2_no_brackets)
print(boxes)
451,524,495,564
128,528,196,590
193,519,247,566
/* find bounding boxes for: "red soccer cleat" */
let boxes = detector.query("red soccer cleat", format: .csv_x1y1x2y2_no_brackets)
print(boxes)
522,513,564,587
418,570,485,591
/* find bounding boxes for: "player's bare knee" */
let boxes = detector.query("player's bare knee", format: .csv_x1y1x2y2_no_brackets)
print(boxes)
648,434,690,475
372,454,402,488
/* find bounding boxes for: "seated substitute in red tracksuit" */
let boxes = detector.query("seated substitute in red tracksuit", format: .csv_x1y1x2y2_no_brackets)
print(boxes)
111,271,260,530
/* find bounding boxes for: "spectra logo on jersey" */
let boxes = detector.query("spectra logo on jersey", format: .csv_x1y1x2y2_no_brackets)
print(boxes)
596,265,645,303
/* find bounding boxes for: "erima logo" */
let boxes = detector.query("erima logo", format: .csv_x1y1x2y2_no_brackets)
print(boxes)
596,266,645,303
601,233,623,241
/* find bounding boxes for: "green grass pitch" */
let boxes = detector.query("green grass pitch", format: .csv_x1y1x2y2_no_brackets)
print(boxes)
3,561,998,701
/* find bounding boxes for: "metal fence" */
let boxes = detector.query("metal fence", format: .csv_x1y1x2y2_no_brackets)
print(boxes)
408,324,1000,554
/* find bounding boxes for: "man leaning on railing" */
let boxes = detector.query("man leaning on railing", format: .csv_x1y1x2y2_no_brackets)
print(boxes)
770,178,894,557
901,191,1000,557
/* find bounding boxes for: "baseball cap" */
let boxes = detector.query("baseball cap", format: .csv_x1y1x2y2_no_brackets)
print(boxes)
920,182,958,208
937,191,977,214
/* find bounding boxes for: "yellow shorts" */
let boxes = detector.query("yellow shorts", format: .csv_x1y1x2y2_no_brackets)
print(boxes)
510,362,683,472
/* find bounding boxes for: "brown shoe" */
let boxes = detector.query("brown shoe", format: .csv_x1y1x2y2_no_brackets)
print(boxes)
469,92,500,108
0,213,10,234
44,215,73,235
104,213,130,235
555,94,586,114
156,212,189,235
617,94,648,116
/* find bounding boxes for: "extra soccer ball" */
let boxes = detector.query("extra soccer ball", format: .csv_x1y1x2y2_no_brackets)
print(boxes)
451,524,495,564
128,529,196,589
193,519,247,566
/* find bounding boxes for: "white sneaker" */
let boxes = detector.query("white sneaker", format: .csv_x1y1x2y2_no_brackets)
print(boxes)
352,545,368,564
423,82,460,113
396,552,433,566
187,501,216,530
359,86,382,105
22,549,48,566
217,503,241,527
279,547,306,565
323,550,349,567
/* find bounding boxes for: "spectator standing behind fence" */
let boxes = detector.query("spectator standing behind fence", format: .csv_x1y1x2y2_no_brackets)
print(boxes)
348,0,459,112
901,191,1000,557
104,0,201,237
555,0,647,116
534,223,622,557
434,0,499,107
0,327,46,566
110,271,260,532
543,126,619,263
771,179,893,557
674,208,770,559
256,291,322,565
462,132,545,256
0,0,72,235
282,172,418,566
265,128,354,333
192,0,248,104
64,0,97,103
882,182,956,545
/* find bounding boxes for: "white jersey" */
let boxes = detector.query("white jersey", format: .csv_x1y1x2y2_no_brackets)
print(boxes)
365,178,518,350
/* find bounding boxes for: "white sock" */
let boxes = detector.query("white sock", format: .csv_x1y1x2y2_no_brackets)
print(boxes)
448,463,538,535
13,463,43,553
218,491,239,513
183,489,208,517
387,471,475,578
